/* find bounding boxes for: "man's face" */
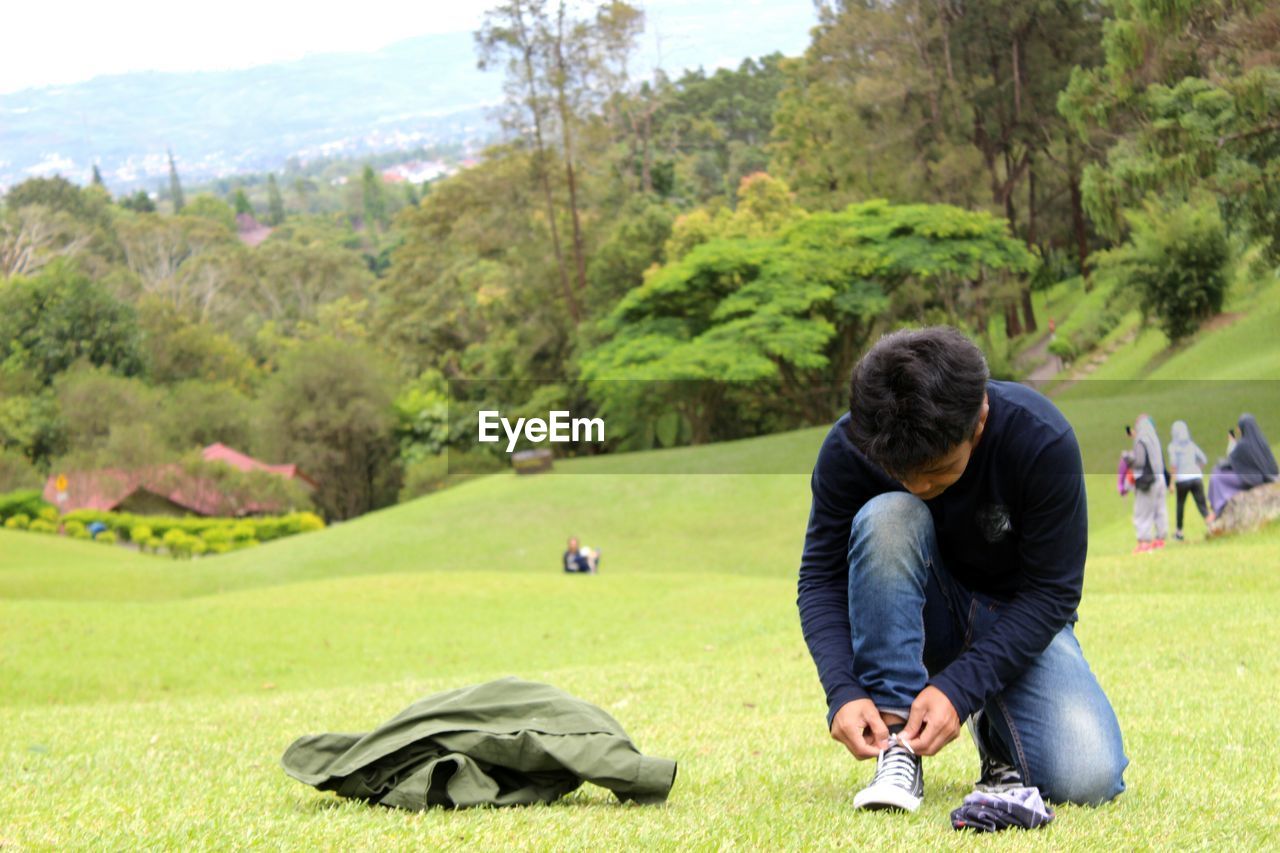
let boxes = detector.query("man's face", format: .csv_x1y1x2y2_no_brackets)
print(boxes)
897,441,977,501
568,538,579,551
895,395,988,501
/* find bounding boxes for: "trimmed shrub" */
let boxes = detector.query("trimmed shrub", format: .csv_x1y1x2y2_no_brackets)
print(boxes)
1096,196,1230,344
28,519,56,534
0,490,51,523
60,509,325,555
63,519,86,538
96,531,117,545
5,513,30,530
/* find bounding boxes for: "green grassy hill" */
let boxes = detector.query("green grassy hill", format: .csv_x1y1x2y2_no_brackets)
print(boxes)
3,289,1280,847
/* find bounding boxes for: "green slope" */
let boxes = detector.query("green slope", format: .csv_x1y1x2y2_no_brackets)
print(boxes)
3,285,1280,847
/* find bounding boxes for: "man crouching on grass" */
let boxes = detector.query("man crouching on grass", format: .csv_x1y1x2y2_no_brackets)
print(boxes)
797,326,1127,813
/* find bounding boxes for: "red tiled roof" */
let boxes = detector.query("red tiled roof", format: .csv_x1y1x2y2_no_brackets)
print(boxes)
235,213,273,248
44,446,314,516
201,443,316,488
45,466,252,516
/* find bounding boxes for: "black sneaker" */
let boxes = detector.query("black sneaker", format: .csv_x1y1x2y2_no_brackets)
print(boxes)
975,752,1023,793
853,734,923,811
968,711,1023,792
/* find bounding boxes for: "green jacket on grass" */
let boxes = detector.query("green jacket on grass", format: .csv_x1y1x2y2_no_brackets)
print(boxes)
281,677,677,809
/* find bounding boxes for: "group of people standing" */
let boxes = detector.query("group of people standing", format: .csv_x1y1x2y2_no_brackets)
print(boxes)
1123,413,1279,552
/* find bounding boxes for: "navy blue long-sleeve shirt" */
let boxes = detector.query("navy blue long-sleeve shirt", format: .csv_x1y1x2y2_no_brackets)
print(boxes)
797,380,1088,724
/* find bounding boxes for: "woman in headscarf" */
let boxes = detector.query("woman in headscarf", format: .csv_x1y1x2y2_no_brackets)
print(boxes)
1209,414,1280,516
1167,420,1211,540
1131,414,1169,553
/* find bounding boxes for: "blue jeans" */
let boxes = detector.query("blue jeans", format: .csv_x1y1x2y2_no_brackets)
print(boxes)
848,492,1127,805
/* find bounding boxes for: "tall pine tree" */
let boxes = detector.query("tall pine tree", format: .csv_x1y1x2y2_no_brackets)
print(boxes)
267,174,286,226
167,149,185,212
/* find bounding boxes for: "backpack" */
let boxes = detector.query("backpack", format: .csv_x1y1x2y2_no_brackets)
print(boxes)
1134,463,1155,492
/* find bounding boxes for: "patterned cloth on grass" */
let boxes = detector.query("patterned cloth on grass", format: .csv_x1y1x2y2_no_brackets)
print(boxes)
950,786,1055,832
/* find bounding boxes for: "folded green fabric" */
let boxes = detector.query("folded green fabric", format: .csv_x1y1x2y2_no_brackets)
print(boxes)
281,677,678,809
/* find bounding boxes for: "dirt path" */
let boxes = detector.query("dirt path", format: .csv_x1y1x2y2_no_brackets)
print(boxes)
1015,332,1063,383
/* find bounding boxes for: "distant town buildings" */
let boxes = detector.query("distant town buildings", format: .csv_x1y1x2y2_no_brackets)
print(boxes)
380,160,453,184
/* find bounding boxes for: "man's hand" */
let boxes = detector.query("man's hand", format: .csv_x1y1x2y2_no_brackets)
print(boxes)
829,698,890,760
901,686,960,756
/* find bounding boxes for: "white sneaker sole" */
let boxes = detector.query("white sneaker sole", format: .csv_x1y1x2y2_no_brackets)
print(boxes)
853,782,923,812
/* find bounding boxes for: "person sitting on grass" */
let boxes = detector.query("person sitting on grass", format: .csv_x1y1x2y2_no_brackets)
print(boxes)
1167,420,1212,539
563,537,600,574
798,326,1127,815
1208,414,1279,518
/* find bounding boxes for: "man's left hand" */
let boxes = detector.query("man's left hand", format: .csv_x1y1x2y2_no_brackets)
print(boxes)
901,686,960,756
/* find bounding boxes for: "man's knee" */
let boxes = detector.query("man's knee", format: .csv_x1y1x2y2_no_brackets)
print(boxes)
1032,703,1128,806
1041,755,1126,806
849,492,932,572
852,492,931,541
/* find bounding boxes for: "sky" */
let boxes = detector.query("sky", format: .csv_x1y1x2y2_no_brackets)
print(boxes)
0,0,809,94
1,1,486,93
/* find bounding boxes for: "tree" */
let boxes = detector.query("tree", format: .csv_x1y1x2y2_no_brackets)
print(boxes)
360,165,387,232
139,302,260,389
54,366,165,461
119,190,156,213
232,188,254,217
375,147,573,382
1094,197,1230,344
582,200,1034,442
255,338,401,520
4,176,90,218
0,448,41,491
477,0,578,321
476,0,645,322
161,380,254,451
773,0,1107,333
0,204,91,277
637,55,788,202
167,149,186,212
266,174,286,226
237,225,376,335
180,195,238,234
1060,1,1280,259
116,212,243,322
91,165,105,188
0,261,145,386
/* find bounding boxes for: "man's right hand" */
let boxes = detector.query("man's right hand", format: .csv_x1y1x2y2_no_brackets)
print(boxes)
829,698,890,760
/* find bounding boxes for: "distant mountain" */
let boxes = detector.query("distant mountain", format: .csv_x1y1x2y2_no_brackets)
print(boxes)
0,0,815,192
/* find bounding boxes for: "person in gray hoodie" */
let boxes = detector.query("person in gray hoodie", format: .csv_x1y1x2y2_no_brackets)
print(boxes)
1131,414,1168,553
1167,420,1211,540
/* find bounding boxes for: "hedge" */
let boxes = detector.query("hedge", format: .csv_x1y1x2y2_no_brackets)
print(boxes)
0,489,324,559
59,509,323,546
0,490,52,523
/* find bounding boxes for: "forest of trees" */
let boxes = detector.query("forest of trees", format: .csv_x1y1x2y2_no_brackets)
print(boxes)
1,0,1276,519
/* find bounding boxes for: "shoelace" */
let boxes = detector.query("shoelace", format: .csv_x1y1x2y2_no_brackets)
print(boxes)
872,734,918,788
979,756,1022,790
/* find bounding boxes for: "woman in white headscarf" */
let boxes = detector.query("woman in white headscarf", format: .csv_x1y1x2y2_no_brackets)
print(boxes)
1167,420,1211,540
1131,414,1168,553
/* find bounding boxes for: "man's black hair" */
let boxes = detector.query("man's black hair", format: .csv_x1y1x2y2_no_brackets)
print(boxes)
847,326,990,477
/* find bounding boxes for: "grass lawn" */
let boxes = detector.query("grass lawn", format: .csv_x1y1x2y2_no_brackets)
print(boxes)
4,293,1280,847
